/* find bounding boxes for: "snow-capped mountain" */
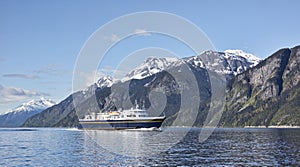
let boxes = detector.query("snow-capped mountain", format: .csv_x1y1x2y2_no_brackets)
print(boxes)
125,57,179,80
224,49,261,67
0,97,56,127
186,50,261,76
124,50,261,80
10,97,55,114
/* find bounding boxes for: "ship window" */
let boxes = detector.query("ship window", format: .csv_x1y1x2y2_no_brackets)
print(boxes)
132,115,136,117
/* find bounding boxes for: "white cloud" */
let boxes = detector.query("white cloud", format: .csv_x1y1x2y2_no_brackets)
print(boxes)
0,84,50,104
104,34,120,42
134,29,152,36
110,34,120,42
35,64,66,75
3,74,40,79
98,66,128,78
104,30,151,43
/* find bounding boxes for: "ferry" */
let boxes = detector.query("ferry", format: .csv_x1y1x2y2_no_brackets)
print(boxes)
78,108,166,130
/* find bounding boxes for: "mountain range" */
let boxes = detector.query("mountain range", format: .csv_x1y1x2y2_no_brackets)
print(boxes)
0,98,55,127
22,46,300,127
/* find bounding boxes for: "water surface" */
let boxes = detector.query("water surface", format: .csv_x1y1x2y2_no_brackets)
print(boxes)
0,128,299,166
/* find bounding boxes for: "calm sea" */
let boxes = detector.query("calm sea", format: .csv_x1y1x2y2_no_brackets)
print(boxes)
0,128,299,166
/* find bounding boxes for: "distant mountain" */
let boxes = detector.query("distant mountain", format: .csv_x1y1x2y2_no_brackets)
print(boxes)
0,98,55,127
22,76,115,127
221,45,300,127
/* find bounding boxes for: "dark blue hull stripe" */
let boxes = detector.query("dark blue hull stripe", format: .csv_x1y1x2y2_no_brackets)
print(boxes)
78,119,164,129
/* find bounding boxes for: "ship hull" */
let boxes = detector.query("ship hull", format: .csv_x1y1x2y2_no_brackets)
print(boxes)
78,118,165,130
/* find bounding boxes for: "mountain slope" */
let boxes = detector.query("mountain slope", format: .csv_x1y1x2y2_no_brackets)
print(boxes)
221,45,300,127
0,98,55,127
23,60,214,127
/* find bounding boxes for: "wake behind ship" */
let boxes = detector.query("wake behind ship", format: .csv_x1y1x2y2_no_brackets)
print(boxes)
78,108,165,130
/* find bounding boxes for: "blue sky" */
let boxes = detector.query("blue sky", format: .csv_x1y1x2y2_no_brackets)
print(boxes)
0,0,300,113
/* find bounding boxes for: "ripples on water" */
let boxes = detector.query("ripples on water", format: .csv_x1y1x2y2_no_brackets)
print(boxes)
0,128,299,166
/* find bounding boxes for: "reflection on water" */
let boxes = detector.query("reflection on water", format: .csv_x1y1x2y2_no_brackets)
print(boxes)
85,128,191,157
0,128,299,166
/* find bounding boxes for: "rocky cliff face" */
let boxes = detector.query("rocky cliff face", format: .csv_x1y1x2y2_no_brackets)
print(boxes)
222,46,300,127
282,47,300,92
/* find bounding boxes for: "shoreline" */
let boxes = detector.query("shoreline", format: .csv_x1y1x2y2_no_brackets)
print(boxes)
2,126,300,130
244,125,300,129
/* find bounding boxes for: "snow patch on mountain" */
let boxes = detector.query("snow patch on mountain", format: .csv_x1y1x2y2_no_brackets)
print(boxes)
124,57,179,80
185,50,261,76
96,76,114,88
224,49,261,66
81,76,114,98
